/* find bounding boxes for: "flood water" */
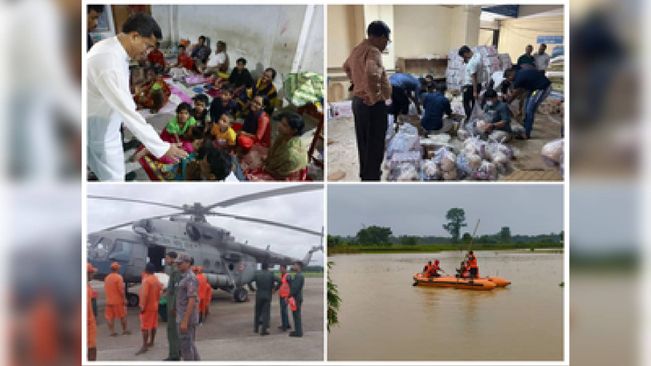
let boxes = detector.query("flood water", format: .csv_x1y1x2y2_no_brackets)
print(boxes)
328,250,564,361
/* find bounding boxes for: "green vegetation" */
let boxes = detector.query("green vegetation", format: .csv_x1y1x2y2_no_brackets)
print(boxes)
327,261,341,332
328,208,564,255
328,242,564,254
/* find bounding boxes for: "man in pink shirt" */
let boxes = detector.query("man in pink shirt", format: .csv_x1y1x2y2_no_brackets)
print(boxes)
343,21,392,181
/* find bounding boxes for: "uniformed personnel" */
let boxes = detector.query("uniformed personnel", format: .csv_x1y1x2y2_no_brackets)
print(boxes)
163,252,181,361
289,261,305,337
175,254,200,361
252,262,279,336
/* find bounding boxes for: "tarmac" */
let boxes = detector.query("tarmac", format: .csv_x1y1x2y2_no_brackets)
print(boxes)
91,277,324,361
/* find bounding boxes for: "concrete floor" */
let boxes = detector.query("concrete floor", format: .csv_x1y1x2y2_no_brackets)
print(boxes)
92,277,324,361
326,112,563,182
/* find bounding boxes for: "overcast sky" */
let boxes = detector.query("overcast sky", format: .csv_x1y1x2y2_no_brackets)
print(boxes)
87,184,324,265
328,184,563,237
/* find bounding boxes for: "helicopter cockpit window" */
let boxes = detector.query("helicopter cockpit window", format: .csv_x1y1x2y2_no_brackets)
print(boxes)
109,240,134,261
88,239,109,259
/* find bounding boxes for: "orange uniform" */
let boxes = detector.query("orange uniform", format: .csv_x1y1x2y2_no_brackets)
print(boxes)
104,272,126,321
87,283,97,349
468,256,478,268
138,274,162,330
197,273,210,314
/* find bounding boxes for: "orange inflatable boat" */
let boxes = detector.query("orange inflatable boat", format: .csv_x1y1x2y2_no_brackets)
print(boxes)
412,273,511,291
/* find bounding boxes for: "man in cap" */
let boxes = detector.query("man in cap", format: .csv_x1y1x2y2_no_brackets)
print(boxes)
175,254,200,360
253,262,280,336
87,264,98,361
289,261,305,337
136,263,162,355
163,251,181,361
103,261,130,336
343,20,392,181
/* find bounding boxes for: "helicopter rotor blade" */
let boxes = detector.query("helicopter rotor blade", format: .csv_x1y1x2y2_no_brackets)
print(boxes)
206,212,321,236
88,195,186,211
92,213,185,232
204,185,322,210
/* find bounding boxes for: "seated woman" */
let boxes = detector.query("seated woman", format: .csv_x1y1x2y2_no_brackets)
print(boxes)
134,68,171,113
238,67,280,116
245,112,308,181
237,96,271,152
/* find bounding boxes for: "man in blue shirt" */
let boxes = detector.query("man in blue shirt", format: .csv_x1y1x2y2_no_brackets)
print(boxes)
420,82,453,134
482,89,516,141
516,45,536,69
389,72,422,121
504,68,552,139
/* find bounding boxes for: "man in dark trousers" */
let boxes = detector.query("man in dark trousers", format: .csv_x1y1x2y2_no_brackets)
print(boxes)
503,68,552,139
278,264,292,331
343,20,392,181
253,262,279,336
163,251,181,361
289,261,305,337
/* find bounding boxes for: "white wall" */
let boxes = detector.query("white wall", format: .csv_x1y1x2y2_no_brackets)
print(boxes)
393,5,454,57
152,5,323,81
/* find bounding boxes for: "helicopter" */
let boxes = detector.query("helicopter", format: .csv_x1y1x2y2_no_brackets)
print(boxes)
87,185,323,306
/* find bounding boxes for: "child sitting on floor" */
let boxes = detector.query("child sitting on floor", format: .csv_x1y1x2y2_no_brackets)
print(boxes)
210,113,236,149
130,103,198,163
164,102,197,144
209,87,238,123
191,94,211,134
186,144,237,181
175,44,195,71
134,68,171,113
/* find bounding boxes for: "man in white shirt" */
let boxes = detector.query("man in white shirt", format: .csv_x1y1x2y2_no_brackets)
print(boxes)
458,45,482,121
202,41,229,75
534,43,551,71
87,13,187,181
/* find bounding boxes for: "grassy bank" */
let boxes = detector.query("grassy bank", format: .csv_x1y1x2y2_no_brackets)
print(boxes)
328,242,564,255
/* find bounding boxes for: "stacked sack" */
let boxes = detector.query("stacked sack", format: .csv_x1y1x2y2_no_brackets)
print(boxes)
422,147,458,181
446,50,466,92
497,53,513,70
456,137,514,180
541,138,564,176
385,123,423,181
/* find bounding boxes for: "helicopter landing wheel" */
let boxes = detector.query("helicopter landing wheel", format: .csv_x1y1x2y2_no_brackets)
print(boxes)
233,287,248,302
127,293,139,307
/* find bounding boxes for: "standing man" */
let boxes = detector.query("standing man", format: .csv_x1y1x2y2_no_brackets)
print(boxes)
289,261,305,338
466,251,479,282
163,252,181,361
343,20,392,181
534,43,551,71
136,263,162,355
175,254,200,361
458,45,482,122
87,13,187,181
103,262,130,336
388,72,422,121
278,264,291,331
517,45,536,69
87,5,104,51
87,264,98,361
503,68,552,139
253,262,279,336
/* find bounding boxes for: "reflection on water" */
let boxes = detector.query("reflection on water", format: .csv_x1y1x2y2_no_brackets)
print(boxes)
328,250,564,361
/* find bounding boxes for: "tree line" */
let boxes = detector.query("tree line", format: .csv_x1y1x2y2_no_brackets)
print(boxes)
328,208,563,247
